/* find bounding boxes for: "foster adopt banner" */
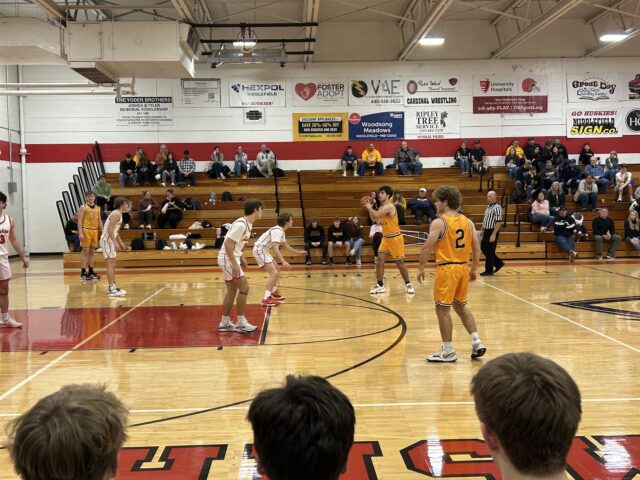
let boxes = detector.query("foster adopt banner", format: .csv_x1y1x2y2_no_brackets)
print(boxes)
473,75,548,113
292,113,348,141
405,109,460,139
348,112,404,141
292,81,347,106
566,108,622,138
229,81,286,107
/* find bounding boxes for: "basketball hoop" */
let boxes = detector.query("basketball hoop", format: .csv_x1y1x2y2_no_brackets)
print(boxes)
233,26,258,57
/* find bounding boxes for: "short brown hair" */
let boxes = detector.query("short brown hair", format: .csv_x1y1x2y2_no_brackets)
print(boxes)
471,353,581,476
277,212,293,227
7,384,128,480
114,196,131,209
432,186,462,210
244,198,263,215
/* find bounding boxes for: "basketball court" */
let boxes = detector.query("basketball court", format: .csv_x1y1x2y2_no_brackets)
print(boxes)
1,256,639,479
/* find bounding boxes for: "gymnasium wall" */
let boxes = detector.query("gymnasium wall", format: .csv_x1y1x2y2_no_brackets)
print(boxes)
18,57,640,253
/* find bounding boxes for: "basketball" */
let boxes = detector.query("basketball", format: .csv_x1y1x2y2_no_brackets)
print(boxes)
361,195,374,208
155,173,161,180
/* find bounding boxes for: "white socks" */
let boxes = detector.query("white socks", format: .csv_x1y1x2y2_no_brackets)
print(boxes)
443,342,454,352
471,332,480,342
1,312,8,322
264,290,272,300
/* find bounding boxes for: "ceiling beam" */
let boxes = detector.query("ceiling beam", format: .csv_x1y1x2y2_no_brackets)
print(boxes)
32,0,66,20
397,0,454,61
491,0,582,58
585,25,640,56
586,0,629,24
490,0,527,27
302,0,320,64
586,1,640,21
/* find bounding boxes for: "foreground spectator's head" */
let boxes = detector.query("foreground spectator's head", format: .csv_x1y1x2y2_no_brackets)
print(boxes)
7,384,128,480
98,174,107,183
599,207,609,219
248,375,355,480
260,144,268,152
182,150,190,157
309,216,319,227
345,145,353,154
511,139,519,147
418,187,427,198
620,163,628,174
367,143,375,151
508,147,516,156
332,216,341,228
527,137,535,145
582,142,591,152
558,205,569,217
124,153,132,160
585,174,594,185
471,353,581,479
400,140,408,149
610,150,618,159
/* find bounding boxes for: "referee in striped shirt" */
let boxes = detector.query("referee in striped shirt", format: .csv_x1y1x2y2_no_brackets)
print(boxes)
480,190,504,276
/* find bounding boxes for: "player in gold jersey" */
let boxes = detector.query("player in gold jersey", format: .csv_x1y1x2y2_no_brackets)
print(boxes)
417,186,486,362
77,192,103,281
365,186,414,295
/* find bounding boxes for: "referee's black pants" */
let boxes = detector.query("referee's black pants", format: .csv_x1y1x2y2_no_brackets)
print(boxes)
481,229,503,273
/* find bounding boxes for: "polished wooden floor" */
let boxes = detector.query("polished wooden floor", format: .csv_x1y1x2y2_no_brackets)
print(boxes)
1,256,640,479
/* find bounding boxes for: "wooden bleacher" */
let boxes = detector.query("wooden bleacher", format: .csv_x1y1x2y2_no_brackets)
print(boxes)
62,166,640,269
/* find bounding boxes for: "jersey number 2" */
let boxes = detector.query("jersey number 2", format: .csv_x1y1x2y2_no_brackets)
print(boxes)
455,229,465,249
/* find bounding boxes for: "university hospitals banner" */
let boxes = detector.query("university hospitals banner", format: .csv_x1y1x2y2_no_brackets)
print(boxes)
405,109,460,139
292,81,348,106
228,80,286,107
566,108,622,138
348,112,404,141
292,113,348,141
472,75,548,113
115,97,173,126
403,76,460,106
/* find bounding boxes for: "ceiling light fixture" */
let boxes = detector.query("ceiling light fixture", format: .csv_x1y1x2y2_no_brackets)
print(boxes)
419,36,445,46
599,33,629,42
232,26,258,50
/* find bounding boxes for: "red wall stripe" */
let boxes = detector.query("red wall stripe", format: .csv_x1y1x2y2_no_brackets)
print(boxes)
24,136,640,163
0,140,20,163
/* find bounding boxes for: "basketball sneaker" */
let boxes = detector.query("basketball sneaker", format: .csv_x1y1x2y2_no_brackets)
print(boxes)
369,284,386,294
405,283,415,294
0,318,22,328
80,273,90,281
426,348,457,363
471,341,487,359
271,290,285,301
108,286,126,297
218,320,237,332
236,319,258,332
89,272,101,280
261,295,280,307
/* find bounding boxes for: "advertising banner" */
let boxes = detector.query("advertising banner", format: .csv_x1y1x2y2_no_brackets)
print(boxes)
404,76,459,106
472,75,548,113
622,72,640,100
292,113,348,141
348,112,404,140
292,81,347,106
229,81,286,107
180,79,221,107
622,107,640,135
566,73,620,102
348,79,403,106
566,108,622,138
115,97,173,126
405,109,460,139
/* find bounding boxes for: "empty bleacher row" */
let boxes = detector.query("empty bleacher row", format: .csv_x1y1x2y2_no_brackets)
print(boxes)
62,166,640,269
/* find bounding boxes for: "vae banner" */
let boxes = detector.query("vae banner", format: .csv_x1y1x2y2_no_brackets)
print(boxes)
292,81,347,106
348,79,403,106
348,112,404,141
623,107,640,135
292,113,348,141
566,108,622,138
567,72,640,101
229,81,285,107
405,109,460,139
404,76,460,106
115,97,173,126
472,75,548,114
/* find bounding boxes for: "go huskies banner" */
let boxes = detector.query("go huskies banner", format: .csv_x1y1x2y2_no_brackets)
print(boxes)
566,108,622,138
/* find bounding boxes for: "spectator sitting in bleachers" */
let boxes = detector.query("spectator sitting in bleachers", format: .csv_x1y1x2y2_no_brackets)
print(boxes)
359,143,384,177
341,145,359,177
178,150,197,186
345,216,364,265
579,142,595,166
615,164,633,202
327,216,349,266
208,145,226,179
515,164,538,202
161,152,178,187
408,187,436,225
7,384,128,480
394,140,422,176
133,146,147,166
585,156,609,193
157,189,185,229
531,146,544,173
541,160,559,190
136,153,154,185
546,181,565,215
304,217,327,265
505,139,524,159
538,140,553,168
393,190,407,225
575,174,598,211
454,140,473,176
369,220,382,264
155,144,168,168
256,144,277,178
605,150,620,184
93,174,113,212
560,159,582,195
531,191,555,232
119,153,137,187
554,137,569,158
625,210,640,251
138,190,158,229
504,147,521,180
592,207,621,260
64,213,81,252
471,139,487,173
233,145,248,177
551,145,567,169
523,137,540,161
553,206,578,261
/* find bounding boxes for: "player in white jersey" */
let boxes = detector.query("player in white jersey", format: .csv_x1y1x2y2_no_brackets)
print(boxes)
0,192,29,328
217,199,263,332
100,197,131,297
253,213,306,307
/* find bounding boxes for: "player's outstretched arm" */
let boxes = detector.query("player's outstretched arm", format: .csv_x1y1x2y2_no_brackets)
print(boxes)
417,219,443,284
8,218,28,268
282,242,306,256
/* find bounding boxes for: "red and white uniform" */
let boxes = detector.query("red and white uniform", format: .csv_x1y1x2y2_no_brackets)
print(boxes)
0,214,12,280
100,212,122,259
217,217,252,281
253,226,285,268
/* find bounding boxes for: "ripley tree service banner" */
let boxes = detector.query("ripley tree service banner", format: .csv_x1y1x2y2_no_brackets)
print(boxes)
404,76,460,106
229,81,286,107
405,109,460,139
566,108,622,138
472,75,548,113
292,113,348,141
115,97,173,126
